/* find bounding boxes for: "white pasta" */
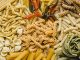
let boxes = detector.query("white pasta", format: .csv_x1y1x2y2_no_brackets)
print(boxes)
64,27,78,32
17,28,23,35
4,40,10,46
76,24,80,28
54,34,67,49
0,0,28,59
55,12,80,34
14,45,21,51
13,39,22,46
2,47,10,53
62,18,71,24
0,37,4,42
72,30,80,35
67,14,77,25
0,52,7,57
58,31,64,41
76,18,80,23
0,55,6,60
57,18,62,31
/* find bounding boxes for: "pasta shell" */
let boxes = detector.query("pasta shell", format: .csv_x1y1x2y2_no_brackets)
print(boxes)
1,52,7,56
0,55,6,60
13,39,22,45
17,28,23,35
2,47,10,53
14,45,21,52
4,40,10,46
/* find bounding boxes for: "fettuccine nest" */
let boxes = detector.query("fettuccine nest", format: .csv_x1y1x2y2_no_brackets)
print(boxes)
63,33,80,57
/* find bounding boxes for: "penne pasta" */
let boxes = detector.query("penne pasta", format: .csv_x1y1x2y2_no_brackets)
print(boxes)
47,48,55,60
6,52,22,60
27,52,35,60
35,53,44,60
35,49,43,59
14,50,29,60
42,57,47,60
51,54,56,60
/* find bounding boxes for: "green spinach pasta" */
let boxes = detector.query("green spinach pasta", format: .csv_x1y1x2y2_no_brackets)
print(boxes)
62,33,80,58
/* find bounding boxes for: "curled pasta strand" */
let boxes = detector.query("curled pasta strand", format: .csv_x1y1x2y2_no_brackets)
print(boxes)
62,3,75,10
28,36,50,49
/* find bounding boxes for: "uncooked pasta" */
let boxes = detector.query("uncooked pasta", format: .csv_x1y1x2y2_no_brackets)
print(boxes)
21,18,57,51
0,0,80,60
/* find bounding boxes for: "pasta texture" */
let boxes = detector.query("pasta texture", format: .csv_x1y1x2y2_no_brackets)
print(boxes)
21,18,57,51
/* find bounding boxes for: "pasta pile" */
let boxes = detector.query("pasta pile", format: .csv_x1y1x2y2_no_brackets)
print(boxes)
55,0,80,18
53,0,80,60
0,0,15,11
54,14,80,42
0,0,27,40
6,48,56,60
0,0,57,60
21,18,57,51
1,0,80,60
0,0,28,59
53,0,80,49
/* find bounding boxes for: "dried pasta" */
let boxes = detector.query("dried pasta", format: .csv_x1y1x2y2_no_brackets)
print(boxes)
21,18,57,51
0,0,28,59
62,3,75,10
14,50,29,60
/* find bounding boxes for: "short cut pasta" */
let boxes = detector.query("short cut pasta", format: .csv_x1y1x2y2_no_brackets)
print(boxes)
21,18,57,51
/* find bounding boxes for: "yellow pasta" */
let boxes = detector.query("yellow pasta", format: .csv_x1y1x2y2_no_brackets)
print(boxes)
47,48,55,60
35,53,44,60
27,52,35,60
41,1,45,13
51,54,56,60
6,52,22,60
14,50,29,60
48,0,54,5
35,49,43,59
22,53,29,60
42,57,47,60
23,0,29,7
